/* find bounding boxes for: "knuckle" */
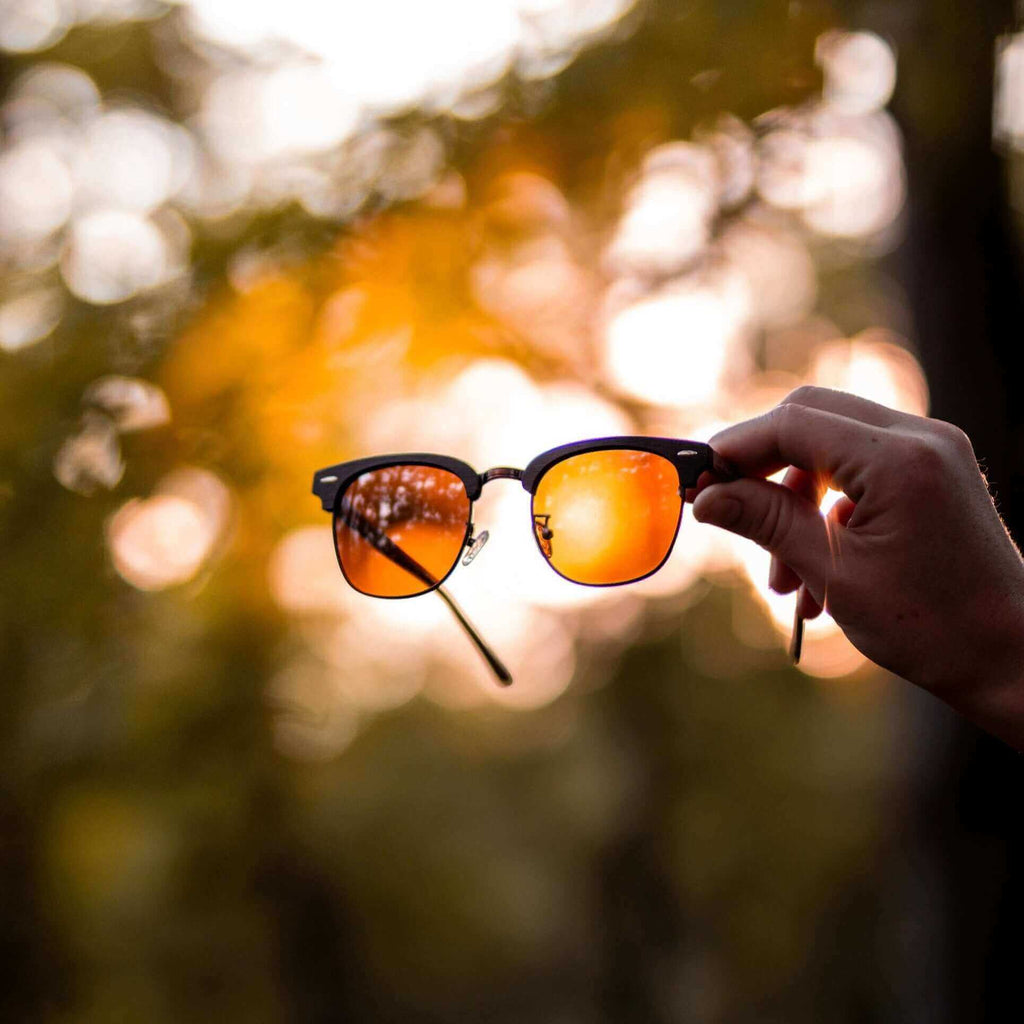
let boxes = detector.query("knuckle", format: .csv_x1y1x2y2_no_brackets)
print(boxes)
772,400,813,455
750,491,793,551
783,384,829,407
772,399,803,434
897,431,949,486
932,419,975,456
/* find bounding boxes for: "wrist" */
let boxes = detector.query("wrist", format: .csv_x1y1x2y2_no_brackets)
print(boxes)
926,592,1024,750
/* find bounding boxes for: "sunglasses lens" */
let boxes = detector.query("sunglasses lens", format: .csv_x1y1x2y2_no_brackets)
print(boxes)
531,449,681,585
334,465,470,597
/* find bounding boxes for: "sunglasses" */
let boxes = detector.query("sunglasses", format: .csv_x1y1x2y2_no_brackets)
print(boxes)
312,436,803,684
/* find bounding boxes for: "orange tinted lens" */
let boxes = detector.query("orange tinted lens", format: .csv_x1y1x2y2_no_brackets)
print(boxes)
335,465,470,597
531,449,681,584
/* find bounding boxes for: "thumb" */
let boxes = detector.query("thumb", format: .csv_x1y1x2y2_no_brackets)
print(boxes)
692,479,832,593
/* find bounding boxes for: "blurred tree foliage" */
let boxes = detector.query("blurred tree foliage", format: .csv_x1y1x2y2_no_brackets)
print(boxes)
0,2,945,1022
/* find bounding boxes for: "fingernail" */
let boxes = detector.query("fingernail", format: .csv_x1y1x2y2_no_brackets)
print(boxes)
693,493,742,528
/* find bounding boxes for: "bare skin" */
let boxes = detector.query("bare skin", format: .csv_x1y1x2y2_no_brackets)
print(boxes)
691,386,1024,751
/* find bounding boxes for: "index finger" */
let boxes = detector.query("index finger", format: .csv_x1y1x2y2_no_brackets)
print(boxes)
781,385,909,428
710,403,885,501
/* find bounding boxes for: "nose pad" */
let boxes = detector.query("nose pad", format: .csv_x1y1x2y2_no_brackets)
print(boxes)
461,529,490,566
532,514,553,559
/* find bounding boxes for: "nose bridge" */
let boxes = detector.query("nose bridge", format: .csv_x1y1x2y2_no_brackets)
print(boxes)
479,466,524,488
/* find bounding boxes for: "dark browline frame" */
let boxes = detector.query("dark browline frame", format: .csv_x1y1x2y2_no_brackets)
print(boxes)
312,436,773,686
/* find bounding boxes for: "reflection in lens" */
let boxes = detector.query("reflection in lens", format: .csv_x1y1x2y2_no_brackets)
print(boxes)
531,450,681,585
334,464,470,597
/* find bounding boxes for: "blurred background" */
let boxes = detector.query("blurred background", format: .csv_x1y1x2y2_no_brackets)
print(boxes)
2,0,1023,1020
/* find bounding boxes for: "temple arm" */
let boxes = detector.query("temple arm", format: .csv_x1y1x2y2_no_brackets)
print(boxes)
338,507,513,685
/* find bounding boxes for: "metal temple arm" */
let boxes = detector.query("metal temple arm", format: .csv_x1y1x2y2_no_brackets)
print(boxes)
337,506,513,685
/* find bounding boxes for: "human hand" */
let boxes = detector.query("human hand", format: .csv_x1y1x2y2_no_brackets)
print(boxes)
691,387,1024,749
